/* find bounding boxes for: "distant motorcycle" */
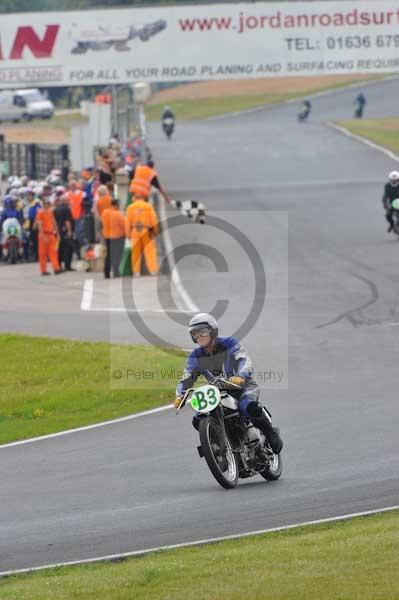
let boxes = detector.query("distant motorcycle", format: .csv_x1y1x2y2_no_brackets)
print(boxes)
354,94,366,119
1,219,23,264
298,101,311,122
176,377,282,489
391,199,399,239
162,117,174,140
354,105,363,119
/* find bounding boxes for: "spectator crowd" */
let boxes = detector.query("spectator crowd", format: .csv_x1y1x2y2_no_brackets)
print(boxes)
0,135,169,278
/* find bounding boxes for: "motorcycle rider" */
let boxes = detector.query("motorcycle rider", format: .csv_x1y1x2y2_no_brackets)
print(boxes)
162,105,175,122
298,100,311,122
354,93,366,119
383,171,399,233
174,313,283,454
162,105,175,138
0,196,24,227
1,215,23,261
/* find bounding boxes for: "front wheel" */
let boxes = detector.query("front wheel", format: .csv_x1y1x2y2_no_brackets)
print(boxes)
199,416,238,489
260,452,282,481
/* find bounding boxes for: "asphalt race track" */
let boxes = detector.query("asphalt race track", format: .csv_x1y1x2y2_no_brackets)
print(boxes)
1,77,399,573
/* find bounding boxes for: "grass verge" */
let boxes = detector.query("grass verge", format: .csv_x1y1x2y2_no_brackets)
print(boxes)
146,76,390,121
337,117,399,154
0,334,185,445
29,113,88,131
1,510,398,599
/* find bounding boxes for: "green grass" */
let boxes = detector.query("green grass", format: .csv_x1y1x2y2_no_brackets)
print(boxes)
337,117,399,154
146,92,301,120
1,511,398,599
0,334,185,444
4,112,88,133
146,75,390,121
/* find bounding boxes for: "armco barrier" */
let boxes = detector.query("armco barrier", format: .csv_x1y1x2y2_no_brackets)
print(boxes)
0,135,69,181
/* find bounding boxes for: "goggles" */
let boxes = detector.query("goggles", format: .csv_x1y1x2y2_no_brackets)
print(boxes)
191,327,212,340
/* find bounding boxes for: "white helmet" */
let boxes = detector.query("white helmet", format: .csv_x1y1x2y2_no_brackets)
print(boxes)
9,177,22,189
388,171,399,186
188,313,218,342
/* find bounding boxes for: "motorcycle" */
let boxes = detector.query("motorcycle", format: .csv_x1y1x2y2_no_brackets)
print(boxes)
2,234,23,264
1,222,23,264
297,102,311,122
176,377,282,489
354,103,364,119
391,199,399,238
162,117,174,140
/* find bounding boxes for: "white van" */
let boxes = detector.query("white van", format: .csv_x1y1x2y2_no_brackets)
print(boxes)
0,89,54,122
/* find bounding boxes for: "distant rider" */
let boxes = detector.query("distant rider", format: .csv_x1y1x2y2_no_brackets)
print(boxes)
174,313,283,454
162,106,175,139
1,216,22,244
383,171,399,233
162,105,175,122
298,100,311,122
0,196,23,226
354,93,366,119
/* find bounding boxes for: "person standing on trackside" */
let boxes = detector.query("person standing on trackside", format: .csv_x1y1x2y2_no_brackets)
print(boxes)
129,159,171,205
27,190,42,261
94,184,113,241
66,180,85,258
101,198,126,279
125,194,159,276
54,194,74,271
35,198,61,276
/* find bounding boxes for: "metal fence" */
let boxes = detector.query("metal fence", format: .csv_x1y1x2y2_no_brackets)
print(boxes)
0,135,69,181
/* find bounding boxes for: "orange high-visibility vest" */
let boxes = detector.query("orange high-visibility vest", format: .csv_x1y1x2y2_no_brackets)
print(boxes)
129,165,156,198
67,190,84,220
125,200,158,236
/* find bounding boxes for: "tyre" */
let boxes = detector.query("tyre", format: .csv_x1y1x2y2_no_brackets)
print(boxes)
199,416,238,489
9,244,18,265
22,113,32,122
260,452,282,481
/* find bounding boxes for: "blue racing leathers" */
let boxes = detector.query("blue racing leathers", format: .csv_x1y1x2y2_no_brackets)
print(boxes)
176,336,262,419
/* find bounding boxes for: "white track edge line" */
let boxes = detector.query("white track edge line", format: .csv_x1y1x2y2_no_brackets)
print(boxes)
327,122,399,162
80,278,93,311
158,193,199,314
86,307,192,313
0,405,173,450
1,505,398,578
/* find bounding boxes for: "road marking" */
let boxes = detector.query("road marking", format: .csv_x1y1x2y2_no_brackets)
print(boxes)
80,278,93,311
0,505,397,578
86,307,192,313
158,194,199,314
327,122,399,163
80,197,198,315
0,405,173,450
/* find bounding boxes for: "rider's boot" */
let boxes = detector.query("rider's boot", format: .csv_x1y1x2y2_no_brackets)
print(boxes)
247,402,283,454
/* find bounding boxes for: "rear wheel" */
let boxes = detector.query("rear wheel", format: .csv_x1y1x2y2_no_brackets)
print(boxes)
9,244,18,265
199,416,238,489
